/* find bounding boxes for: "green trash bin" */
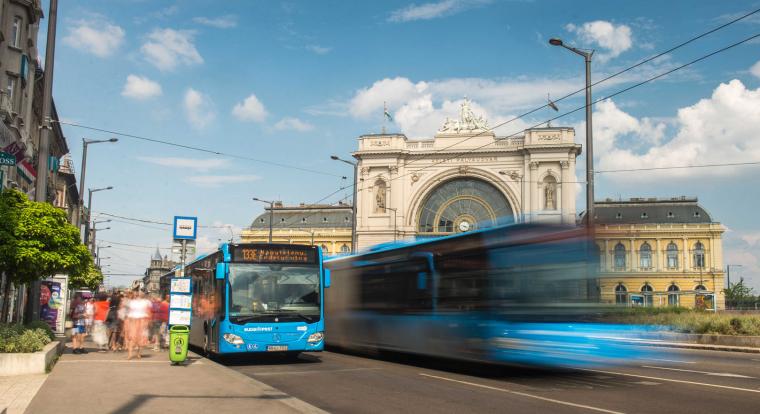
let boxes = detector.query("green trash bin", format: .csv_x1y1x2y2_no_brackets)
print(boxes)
169,325,190,364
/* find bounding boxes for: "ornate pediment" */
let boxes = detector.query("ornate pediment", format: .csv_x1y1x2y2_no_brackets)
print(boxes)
438,98,489,134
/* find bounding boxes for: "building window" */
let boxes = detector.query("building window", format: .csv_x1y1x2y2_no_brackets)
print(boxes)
695,284,706,291
280,218,285,222
614,243,626,270
641,283,654,307
639,242,652,270
302,217,307,223
259,218,264,223
5,77,15,108
694,211,700,218
11,17,22,48
321,244,327,253
340,245,350,253
641,212,648,219
666,242,679,269
668,284,680,306
595,243,604,271
322,217,328,222
667,211,674,218
693,241,705,268
344,217,349,223
615,284,627,304
616,212,622,219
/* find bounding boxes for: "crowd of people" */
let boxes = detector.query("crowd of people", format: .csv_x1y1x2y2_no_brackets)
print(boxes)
69,290,170,360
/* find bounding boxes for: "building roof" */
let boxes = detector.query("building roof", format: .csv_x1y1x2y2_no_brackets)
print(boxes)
251,203,353,229
591,197,714,224
152,247,162,261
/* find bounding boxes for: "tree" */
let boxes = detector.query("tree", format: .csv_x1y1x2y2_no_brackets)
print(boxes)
0,189,93,319
723,277,757,309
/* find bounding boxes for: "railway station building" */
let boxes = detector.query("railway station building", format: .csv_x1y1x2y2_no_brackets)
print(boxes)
592,197,726,310
241,202,353,256
352,99,581,249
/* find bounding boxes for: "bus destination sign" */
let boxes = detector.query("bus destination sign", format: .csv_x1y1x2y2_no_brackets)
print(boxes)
232,246,317,264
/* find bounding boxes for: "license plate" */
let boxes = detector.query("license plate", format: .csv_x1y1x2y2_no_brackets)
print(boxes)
267,345,288,352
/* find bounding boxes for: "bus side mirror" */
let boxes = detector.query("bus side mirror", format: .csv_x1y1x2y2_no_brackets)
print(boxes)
324,268,331,288
215,263,228,280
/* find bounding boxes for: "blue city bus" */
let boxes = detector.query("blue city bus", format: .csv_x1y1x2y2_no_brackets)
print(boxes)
324,223,651,367
165,243,328,356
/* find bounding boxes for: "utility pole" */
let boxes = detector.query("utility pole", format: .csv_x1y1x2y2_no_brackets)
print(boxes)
34,0,58,202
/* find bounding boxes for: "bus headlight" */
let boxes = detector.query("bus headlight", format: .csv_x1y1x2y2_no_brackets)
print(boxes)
307,332,324,343
223,333,245,346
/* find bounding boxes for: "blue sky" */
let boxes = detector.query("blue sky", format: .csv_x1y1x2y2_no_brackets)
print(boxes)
42,0,760,289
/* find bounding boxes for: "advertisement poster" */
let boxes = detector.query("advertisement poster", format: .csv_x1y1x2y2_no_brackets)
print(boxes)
40,275,69,335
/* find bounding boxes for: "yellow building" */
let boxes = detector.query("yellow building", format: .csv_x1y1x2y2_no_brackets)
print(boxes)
240,202,353,256
592,197,725,310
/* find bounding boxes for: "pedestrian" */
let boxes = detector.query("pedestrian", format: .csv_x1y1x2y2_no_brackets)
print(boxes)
156,294,170,350
84,297,95,335
125,290,152,360
107,291,122,351
92,293,110,352
70,293,87,354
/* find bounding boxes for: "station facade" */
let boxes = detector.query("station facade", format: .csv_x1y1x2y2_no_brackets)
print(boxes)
593,197,726,310
353,99,581,249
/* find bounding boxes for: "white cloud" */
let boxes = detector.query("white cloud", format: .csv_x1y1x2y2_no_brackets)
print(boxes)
184,88,215,129
751,61,760,79
591,80,760,180
273,117,314,132
137,156,228,172
232,94,269,122
388,0,491,23
185,175,260,187
306,45,332,55
192,15,238,29
565,20,632,62
141,29,203,71
121,75,162,100
63,19,125,58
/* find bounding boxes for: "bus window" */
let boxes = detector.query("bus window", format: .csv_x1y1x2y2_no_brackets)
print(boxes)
358,259,432,313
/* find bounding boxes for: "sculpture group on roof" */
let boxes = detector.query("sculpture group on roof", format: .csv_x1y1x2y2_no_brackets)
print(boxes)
439,98,489,133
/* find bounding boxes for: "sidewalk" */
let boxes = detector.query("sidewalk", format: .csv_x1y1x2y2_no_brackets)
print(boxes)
23,342,327,414
0,373,47,414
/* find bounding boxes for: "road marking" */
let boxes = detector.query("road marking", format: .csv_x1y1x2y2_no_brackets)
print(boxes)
578,368,760,394
419,373,625,414
641,365,754,378
641,358,696,364
253,367,381,376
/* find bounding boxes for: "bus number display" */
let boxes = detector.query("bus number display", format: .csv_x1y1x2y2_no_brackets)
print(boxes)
233,246,316,264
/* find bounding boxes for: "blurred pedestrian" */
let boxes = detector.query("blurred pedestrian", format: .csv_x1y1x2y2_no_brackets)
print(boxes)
107,291,123,351
125,290,152,360
92,293,110,352
153,294,170,350
84,298,94,335
70,293,87,354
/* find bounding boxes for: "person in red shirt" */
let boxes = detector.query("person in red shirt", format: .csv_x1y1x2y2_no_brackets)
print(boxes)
92,294,111,352
152,295,170,350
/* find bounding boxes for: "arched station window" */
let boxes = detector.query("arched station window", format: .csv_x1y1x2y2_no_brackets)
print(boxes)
639,242,652,270
614,243,626,270
693,241,705,268
668,284,680,306
615,284,627,304
666,242,679,269
641,283,654,307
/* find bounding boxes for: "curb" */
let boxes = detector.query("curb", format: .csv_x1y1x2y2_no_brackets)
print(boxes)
194,352,330,414
640,341,760,353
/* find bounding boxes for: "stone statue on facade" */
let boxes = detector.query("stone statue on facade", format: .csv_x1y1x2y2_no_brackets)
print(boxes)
545,182,556,210
375,183,386,213
438,97,489,133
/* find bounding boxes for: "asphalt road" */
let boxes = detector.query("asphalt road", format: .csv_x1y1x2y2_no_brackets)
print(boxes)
223,347,760,414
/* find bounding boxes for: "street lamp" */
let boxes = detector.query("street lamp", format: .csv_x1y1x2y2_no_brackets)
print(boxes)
96,245,112,267
90,226,110,255
85,186,113,249
77,138,118,230
331,155,358,252
549,37,594,230
385,207,398,242
726,264,743,289
499,170,524,223
252,197,275,243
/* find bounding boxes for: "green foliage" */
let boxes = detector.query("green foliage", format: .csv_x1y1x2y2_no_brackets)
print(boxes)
25,320,55,341
0,323,52,353
606,307,760,336
0,188,91,286
724,277,755,301
70,264,103,291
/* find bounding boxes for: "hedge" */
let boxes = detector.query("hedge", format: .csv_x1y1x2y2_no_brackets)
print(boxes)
0,323,53,353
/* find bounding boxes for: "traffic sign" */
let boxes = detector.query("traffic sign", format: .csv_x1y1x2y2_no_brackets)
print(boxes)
173,216,197,240
0,151,15,166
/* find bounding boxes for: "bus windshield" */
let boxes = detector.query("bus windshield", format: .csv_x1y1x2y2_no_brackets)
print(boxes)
228,263,320,323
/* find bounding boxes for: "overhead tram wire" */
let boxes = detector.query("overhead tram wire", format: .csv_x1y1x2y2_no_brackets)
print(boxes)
391,7,760,171
596,160,760,174
333,31,760,201
56,122,343,178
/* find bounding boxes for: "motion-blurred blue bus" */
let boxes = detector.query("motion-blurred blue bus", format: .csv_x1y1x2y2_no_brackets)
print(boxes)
165,243,327,356
324,223,648,367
